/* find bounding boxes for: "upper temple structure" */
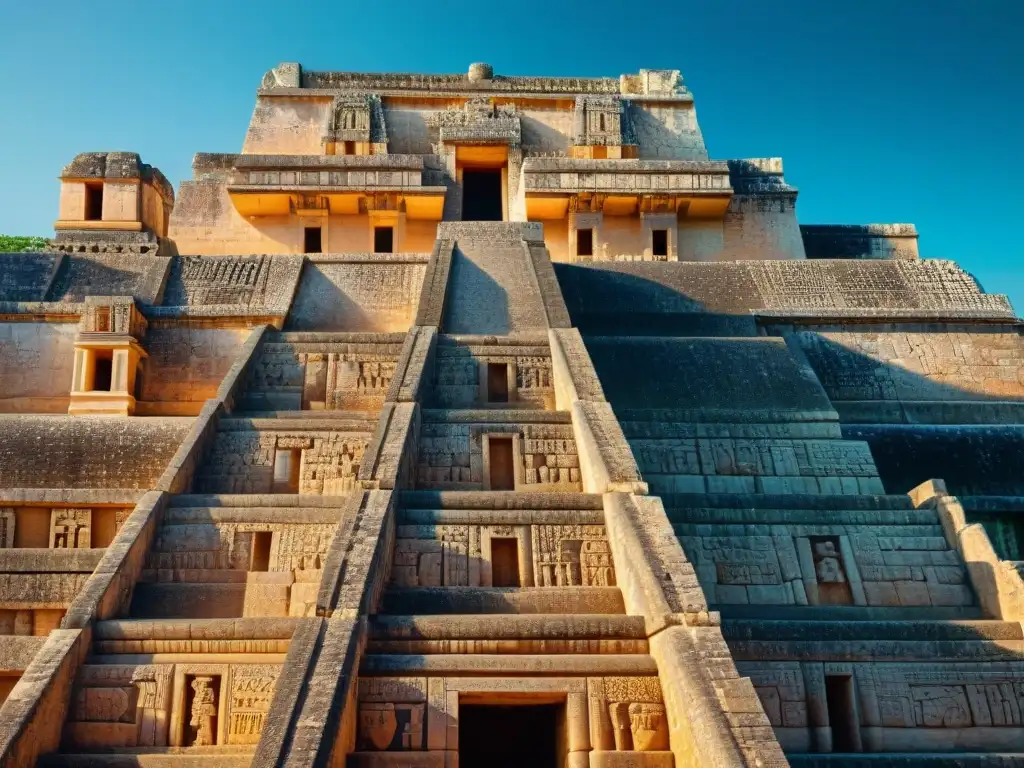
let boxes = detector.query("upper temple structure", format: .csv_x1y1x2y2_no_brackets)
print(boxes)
0,60,1022,767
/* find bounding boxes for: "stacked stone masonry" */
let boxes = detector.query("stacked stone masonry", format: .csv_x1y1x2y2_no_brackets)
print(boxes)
0,60,1019,768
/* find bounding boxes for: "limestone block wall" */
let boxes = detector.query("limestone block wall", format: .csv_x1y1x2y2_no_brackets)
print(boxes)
631,102,708,160
793,326,1024,403
393,519,614,589
416,414,581,491
431,335,553,409
195,425,372,494
0,253,61,302
801,224,920,261
243,96,334,154
675,506,971,609
0,322,76,412
63,658,284,750
627,422,882,495
140,327,252,405
0,417,191,489
45,254,168,304
737,660,1024,753
847,425,1024,497
286,258,428,332
721,197,806,261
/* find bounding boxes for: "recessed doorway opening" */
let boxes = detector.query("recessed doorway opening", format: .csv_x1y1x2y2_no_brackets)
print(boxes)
303,226,322,254
490,537,520,587
825,674,861,752
462,169,504,221
459,703,563,768
487,362,509,403
488,437,515,491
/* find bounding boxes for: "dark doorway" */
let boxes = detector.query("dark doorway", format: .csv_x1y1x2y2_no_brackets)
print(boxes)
576,228,593,258
92,355,113,392
652,229,669,257
84,184,104,221
488,437,515,491
304,227,322,253
462,170,503,221
250,531,272,572
825,675,860,752
491,538,520,587
374,226,394,253
487,363,509,403
459,704,561,768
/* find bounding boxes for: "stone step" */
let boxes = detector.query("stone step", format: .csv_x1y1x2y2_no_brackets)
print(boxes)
169,494,352,508
40,751,253,767
722,619,1023,642
400,490,604,510
230,409,381,420
662,492,914,511
360,653,659,676
716,605,984,622
367,614,647,654
723,619,1024,662
787,754,1024,767
380,587,625,615
130,583,248,619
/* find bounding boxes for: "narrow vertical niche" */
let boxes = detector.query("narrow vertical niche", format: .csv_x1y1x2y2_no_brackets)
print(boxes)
488,437,515,491
825,674,860,752
652,229,669,257
576,228,594,258
92,352,113,392
84,183,103,221
272,449,301,493
487,363,509,403
304,226,323,254
374,226,394,253
491,538,520,587
250,531,272,572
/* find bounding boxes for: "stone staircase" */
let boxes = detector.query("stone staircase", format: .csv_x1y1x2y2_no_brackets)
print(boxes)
666,492,1024,761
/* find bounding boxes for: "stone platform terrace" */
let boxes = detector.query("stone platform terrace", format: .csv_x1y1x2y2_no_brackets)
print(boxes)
0,61,1020,768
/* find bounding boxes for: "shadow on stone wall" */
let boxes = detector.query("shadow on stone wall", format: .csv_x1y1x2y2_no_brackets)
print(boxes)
555,264,1024,498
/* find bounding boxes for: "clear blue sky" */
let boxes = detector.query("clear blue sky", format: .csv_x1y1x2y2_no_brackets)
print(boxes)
1,0,1021,309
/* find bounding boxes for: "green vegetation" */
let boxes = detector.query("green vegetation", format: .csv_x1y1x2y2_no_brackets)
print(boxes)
0,235,49,252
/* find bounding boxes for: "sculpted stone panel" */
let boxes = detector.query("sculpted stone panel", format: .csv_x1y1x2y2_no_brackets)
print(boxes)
417,423,580,490
197,430,368,494
50,508,91,549
392,523,613,588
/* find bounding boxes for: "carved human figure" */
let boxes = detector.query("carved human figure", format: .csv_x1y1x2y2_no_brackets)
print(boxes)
813,540,846,584
189,677,217,746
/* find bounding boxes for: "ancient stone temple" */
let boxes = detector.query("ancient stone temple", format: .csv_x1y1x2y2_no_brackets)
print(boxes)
0,61,1021,767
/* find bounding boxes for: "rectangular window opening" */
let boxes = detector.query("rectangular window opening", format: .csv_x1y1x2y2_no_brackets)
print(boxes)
652,229,669,257
576,228,594,257
272,449,302,494
374,226,394,253
303,227,322,254
488,437,515,491
487,363,509,403
84,184,103,221
95,307,110,333
825,675,860,753
491,537,521,587
251,531,273,572
92,353,113,392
